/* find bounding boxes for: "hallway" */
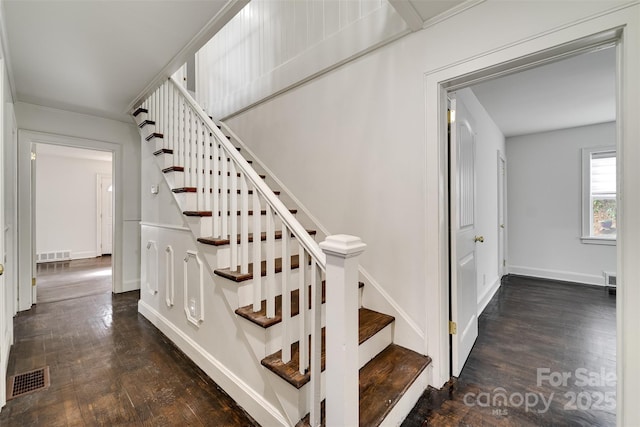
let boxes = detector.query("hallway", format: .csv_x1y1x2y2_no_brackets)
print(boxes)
36,256,112,303
0,290,258,426
403,275,616,426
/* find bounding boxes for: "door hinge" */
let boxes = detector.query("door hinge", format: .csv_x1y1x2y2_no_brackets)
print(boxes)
503,259,506,267
32,277,36,287
449,321,457,335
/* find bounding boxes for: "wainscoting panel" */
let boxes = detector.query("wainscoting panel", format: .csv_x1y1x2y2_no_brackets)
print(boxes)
145,241,158,295
165,245,175,307
184,250,204,326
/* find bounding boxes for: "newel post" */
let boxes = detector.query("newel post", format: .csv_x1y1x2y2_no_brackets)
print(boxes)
319,234,366,427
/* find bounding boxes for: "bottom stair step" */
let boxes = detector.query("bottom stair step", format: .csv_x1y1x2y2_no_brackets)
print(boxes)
296,344,432,427
261,308,395,388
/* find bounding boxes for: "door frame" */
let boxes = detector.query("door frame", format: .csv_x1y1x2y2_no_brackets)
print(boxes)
96,173,113,256
497,152,506,278
424,20,634,419
18,131,122,310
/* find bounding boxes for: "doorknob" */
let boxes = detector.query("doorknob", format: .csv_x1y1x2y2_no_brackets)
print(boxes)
474,236,484,243
0,264,4,276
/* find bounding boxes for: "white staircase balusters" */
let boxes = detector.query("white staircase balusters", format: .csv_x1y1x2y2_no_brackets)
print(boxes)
137,77,366,426
266,207,275,318
281,224,291,363
230,161,238,271
252,188,262,311
240,174,249,274
298,243,307,376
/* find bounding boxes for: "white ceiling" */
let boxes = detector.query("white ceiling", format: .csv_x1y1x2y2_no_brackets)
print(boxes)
469,46,616,138
2,0,234,122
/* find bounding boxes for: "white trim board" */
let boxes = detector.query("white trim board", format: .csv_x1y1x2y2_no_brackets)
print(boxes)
508,266,604,287
138,300,288,427
423,4,638,401
18,130,123,310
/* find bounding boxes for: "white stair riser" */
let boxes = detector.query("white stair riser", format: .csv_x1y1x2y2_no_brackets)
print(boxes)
173,191,280,213
134,111,148,126
140,124,155,140
164,171,185,188
155,153,176,170
200,240,304,270
184,215,213,237
182,214,299,244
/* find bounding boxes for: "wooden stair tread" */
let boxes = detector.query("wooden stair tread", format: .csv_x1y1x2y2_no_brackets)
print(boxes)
138,119,154,128
163,166,184,173
172,187,280,195
261,308,395,389
154,148,173,156
235,281,365,328
296,345,431,426
359,344,431,426
184,209,297,217
145,132,163,141
198,229,316,247
215,255,303,282
160,167,265,179
133,107,148,117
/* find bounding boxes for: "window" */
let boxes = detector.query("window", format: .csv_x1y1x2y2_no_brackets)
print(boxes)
582,147,616,245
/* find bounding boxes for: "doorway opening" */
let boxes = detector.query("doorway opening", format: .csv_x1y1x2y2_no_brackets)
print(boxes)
33,144,114,303
445,41,617,424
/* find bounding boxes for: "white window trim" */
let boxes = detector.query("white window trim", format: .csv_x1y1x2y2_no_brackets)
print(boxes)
581,146,616,245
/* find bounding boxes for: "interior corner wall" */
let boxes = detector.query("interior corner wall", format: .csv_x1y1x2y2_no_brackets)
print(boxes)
15,102,141,304
35,152,112,260
456,88,506,313
506,122,616,285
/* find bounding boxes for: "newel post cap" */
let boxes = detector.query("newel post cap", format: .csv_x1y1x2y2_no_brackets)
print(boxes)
319,234,366,258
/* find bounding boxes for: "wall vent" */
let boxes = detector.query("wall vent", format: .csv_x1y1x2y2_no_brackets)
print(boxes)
37,250,71,264
604,271,616,293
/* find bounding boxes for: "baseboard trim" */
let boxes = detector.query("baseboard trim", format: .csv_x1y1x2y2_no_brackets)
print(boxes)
121,279,140,293
138,300,288,427
478,277,502,316
508,265,603,287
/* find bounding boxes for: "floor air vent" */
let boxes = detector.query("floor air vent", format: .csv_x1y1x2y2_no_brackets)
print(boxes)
7,367,50,400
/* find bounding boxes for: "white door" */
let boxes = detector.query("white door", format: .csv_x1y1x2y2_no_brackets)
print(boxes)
99,175,113,255
498,155,506,277
450,95,480,377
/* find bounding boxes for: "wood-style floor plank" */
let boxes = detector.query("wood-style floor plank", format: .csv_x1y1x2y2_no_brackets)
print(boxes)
402,275,616,426
0,287,258,426
36,256,112,303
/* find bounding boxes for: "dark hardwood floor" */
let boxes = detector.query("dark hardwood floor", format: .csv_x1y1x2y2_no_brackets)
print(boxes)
403,275,616,426
36,256,113,303
0,290,258,426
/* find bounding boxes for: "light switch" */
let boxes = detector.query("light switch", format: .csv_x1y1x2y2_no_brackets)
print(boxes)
151,185,159,195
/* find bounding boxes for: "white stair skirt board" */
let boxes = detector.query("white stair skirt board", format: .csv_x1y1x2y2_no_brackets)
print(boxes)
508,265,605,287
379,364,431,427
138,301,288,427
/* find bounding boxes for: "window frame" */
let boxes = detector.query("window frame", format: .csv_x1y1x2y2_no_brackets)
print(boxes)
581,146,617,246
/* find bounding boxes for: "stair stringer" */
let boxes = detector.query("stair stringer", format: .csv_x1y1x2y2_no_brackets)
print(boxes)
137,123,296,427
220,122,427,356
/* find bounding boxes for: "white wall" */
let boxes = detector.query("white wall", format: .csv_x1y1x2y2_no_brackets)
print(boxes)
197,0,408,119
220,0,640,407
35,149,111,260
506,122,616,285
15,102,141,305
456,88,506,313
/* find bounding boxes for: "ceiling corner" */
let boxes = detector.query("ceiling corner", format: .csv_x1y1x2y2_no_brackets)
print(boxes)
387,0,424,32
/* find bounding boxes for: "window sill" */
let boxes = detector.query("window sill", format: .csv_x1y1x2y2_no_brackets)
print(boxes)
581,237,616,246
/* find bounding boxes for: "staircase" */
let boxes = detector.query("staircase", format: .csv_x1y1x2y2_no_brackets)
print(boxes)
133,77,431,426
